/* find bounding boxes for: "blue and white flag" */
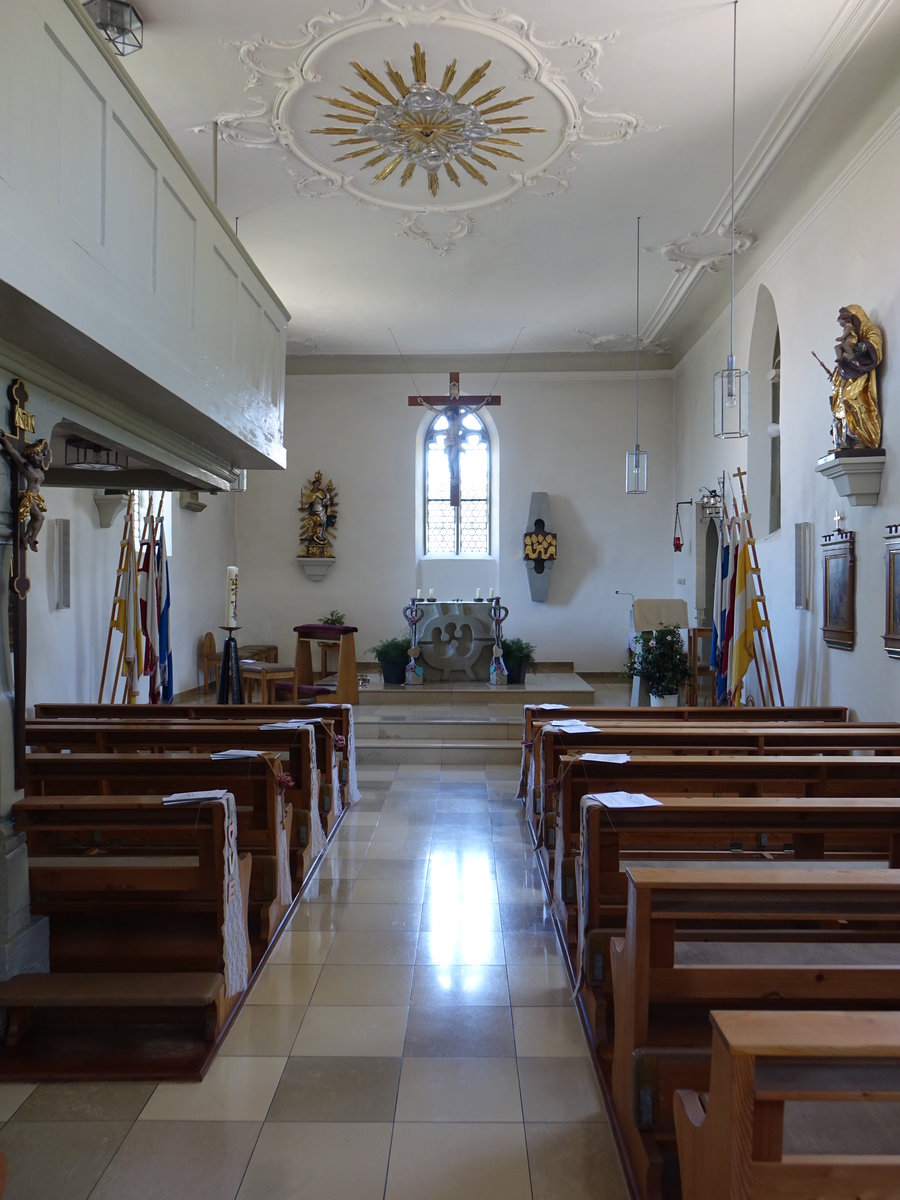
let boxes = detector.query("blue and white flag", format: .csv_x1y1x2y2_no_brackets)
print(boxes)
157,520,173,703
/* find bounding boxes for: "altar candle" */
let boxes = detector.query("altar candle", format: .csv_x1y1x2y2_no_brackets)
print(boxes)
226,566,239,627
416,588,423,599
488,588,495,598
428,588,435,600
475,587,482,599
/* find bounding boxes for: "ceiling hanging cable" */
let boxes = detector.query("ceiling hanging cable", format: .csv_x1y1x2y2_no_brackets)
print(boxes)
625,215,648,493
713,0,749,438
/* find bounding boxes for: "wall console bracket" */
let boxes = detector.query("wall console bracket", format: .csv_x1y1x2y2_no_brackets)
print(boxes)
816,449,885,507
297,556,335,582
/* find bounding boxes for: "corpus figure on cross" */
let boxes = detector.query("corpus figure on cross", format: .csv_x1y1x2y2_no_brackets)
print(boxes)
408,372,500,506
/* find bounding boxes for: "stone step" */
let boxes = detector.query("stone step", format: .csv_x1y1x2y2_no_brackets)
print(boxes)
354,715,523,741
356,738,522,766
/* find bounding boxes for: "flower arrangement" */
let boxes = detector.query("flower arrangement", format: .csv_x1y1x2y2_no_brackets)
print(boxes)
320,610,346,626
622,623,690,699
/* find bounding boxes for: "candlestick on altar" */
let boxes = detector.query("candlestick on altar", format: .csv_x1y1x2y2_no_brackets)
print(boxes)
488,595,509,687
402,597,425,685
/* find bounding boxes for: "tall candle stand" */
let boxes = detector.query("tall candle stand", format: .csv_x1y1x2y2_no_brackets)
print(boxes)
217,625,244,704
489,595,509,687
402,597,424,685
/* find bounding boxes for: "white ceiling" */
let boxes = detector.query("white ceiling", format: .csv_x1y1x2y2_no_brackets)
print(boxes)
119,0,900,371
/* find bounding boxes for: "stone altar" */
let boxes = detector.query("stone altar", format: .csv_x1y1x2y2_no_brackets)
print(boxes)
414,600,496,681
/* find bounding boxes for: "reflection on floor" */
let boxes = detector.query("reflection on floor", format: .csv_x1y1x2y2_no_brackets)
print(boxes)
0,762,630,1200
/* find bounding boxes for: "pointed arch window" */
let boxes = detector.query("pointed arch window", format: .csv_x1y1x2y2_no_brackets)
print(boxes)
424,410,490,555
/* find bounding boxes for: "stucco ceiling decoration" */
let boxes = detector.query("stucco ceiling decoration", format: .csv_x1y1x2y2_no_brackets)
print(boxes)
218,0,645,220
311,43,546,200
649,227,757,276
578,331,670,357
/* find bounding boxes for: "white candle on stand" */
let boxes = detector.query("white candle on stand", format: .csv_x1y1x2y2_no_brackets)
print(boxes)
226,566,239,627
428,588,435,600
488,588,495,598
475,587,482,599
416,588,423,599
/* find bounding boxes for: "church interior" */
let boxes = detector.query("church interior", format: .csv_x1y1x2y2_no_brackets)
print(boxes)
2,0,900,1197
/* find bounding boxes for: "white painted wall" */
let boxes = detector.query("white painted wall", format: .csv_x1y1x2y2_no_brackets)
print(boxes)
236,371,676,672
672,106,900,721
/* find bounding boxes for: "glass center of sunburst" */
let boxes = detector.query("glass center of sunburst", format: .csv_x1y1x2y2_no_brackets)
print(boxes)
359,84,494,172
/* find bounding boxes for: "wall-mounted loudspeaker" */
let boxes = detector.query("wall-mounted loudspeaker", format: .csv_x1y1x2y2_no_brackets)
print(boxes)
794,521,811,609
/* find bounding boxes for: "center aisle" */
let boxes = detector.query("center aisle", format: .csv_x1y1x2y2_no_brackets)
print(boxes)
195,761,626,1199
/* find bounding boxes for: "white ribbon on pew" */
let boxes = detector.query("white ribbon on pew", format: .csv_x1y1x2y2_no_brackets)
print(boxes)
345,707,361,807
163,790,249,999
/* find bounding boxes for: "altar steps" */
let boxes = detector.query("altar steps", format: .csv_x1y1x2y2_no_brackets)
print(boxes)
352,670,603,765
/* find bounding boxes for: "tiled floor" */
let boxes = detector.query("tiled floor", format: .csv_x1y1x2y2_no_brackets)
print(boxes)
0,763,629,1200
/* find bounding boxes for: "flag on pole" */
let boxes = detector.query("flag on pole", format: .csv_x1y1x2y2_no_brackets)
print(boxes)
157,520,173,703
138,517,161,704
113,537,142,702
710,516,724,671
729,512,763,706
716,516,739,704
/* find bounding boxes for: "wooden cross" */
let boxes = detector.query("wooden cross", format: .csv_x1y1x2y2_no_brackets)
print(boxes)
1,379,46,787
408,372,500,507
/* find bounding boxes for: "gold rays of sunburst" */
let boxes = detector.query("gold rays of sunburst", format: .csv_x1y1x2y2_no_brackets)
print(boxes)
311,42,544,198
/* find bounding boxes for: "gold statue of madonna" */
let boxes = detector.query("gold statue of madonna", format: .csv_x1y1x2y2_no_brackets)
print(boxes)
299,470,338,558
814,305,883,450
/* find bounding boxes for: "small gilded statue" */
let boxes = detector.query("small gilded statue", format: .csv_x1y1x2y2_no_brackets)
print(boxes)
298,470,338,558
813,304,883,450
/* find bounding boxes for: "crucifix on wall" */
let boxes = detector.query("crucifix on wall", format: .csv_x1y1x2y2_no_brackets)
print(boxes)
408,372,500,506
1,379,52,787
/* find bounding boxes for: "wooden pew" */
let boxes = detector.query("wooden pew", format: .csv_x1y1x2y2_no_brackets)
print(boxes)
31,701,360,811
518,705,851,802
23,753,292,960
527,719,900,840
571,793,900,1041
26,717,338,872
0,794,252,1080
555,752,900,886
609,864,900,1200
674,1009,900,1200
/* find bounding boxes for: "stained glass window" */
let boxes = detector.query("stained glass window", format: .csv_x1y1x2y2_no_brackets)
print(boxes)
425,410,490,555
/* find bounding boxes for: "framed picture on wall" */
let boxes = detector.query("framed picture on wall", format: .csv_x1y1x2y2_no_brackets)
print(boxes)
883,524,900,659
821,529,855,651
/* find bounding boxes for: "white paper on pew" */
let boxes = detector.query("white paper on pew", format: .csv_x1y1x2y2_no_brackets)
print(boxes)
545,721,598,733
577,752,630,764
162,789,229,804
590,791,662,809
536,703,570,710
209,749,263,759
258,721,315,730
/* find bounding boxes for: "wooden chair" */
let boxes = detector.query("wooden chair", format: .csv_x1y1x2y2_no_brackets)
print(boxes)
199,632,219,693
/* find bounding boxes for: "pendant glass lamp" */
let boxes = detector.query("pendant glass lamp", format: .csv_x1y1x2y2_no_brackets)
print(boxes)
713,0,749,439
626,215,648,493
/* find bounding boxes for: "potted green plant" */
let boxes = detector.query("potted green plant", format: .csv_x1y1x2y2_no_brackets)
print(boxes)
320,609,346,626
369,635,412,686
622,623,690,705
501,637,537,685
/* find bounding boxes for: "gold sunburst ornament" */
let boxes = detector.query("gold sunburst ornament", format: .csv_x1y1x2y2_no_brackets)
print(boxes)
312,43,544,198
